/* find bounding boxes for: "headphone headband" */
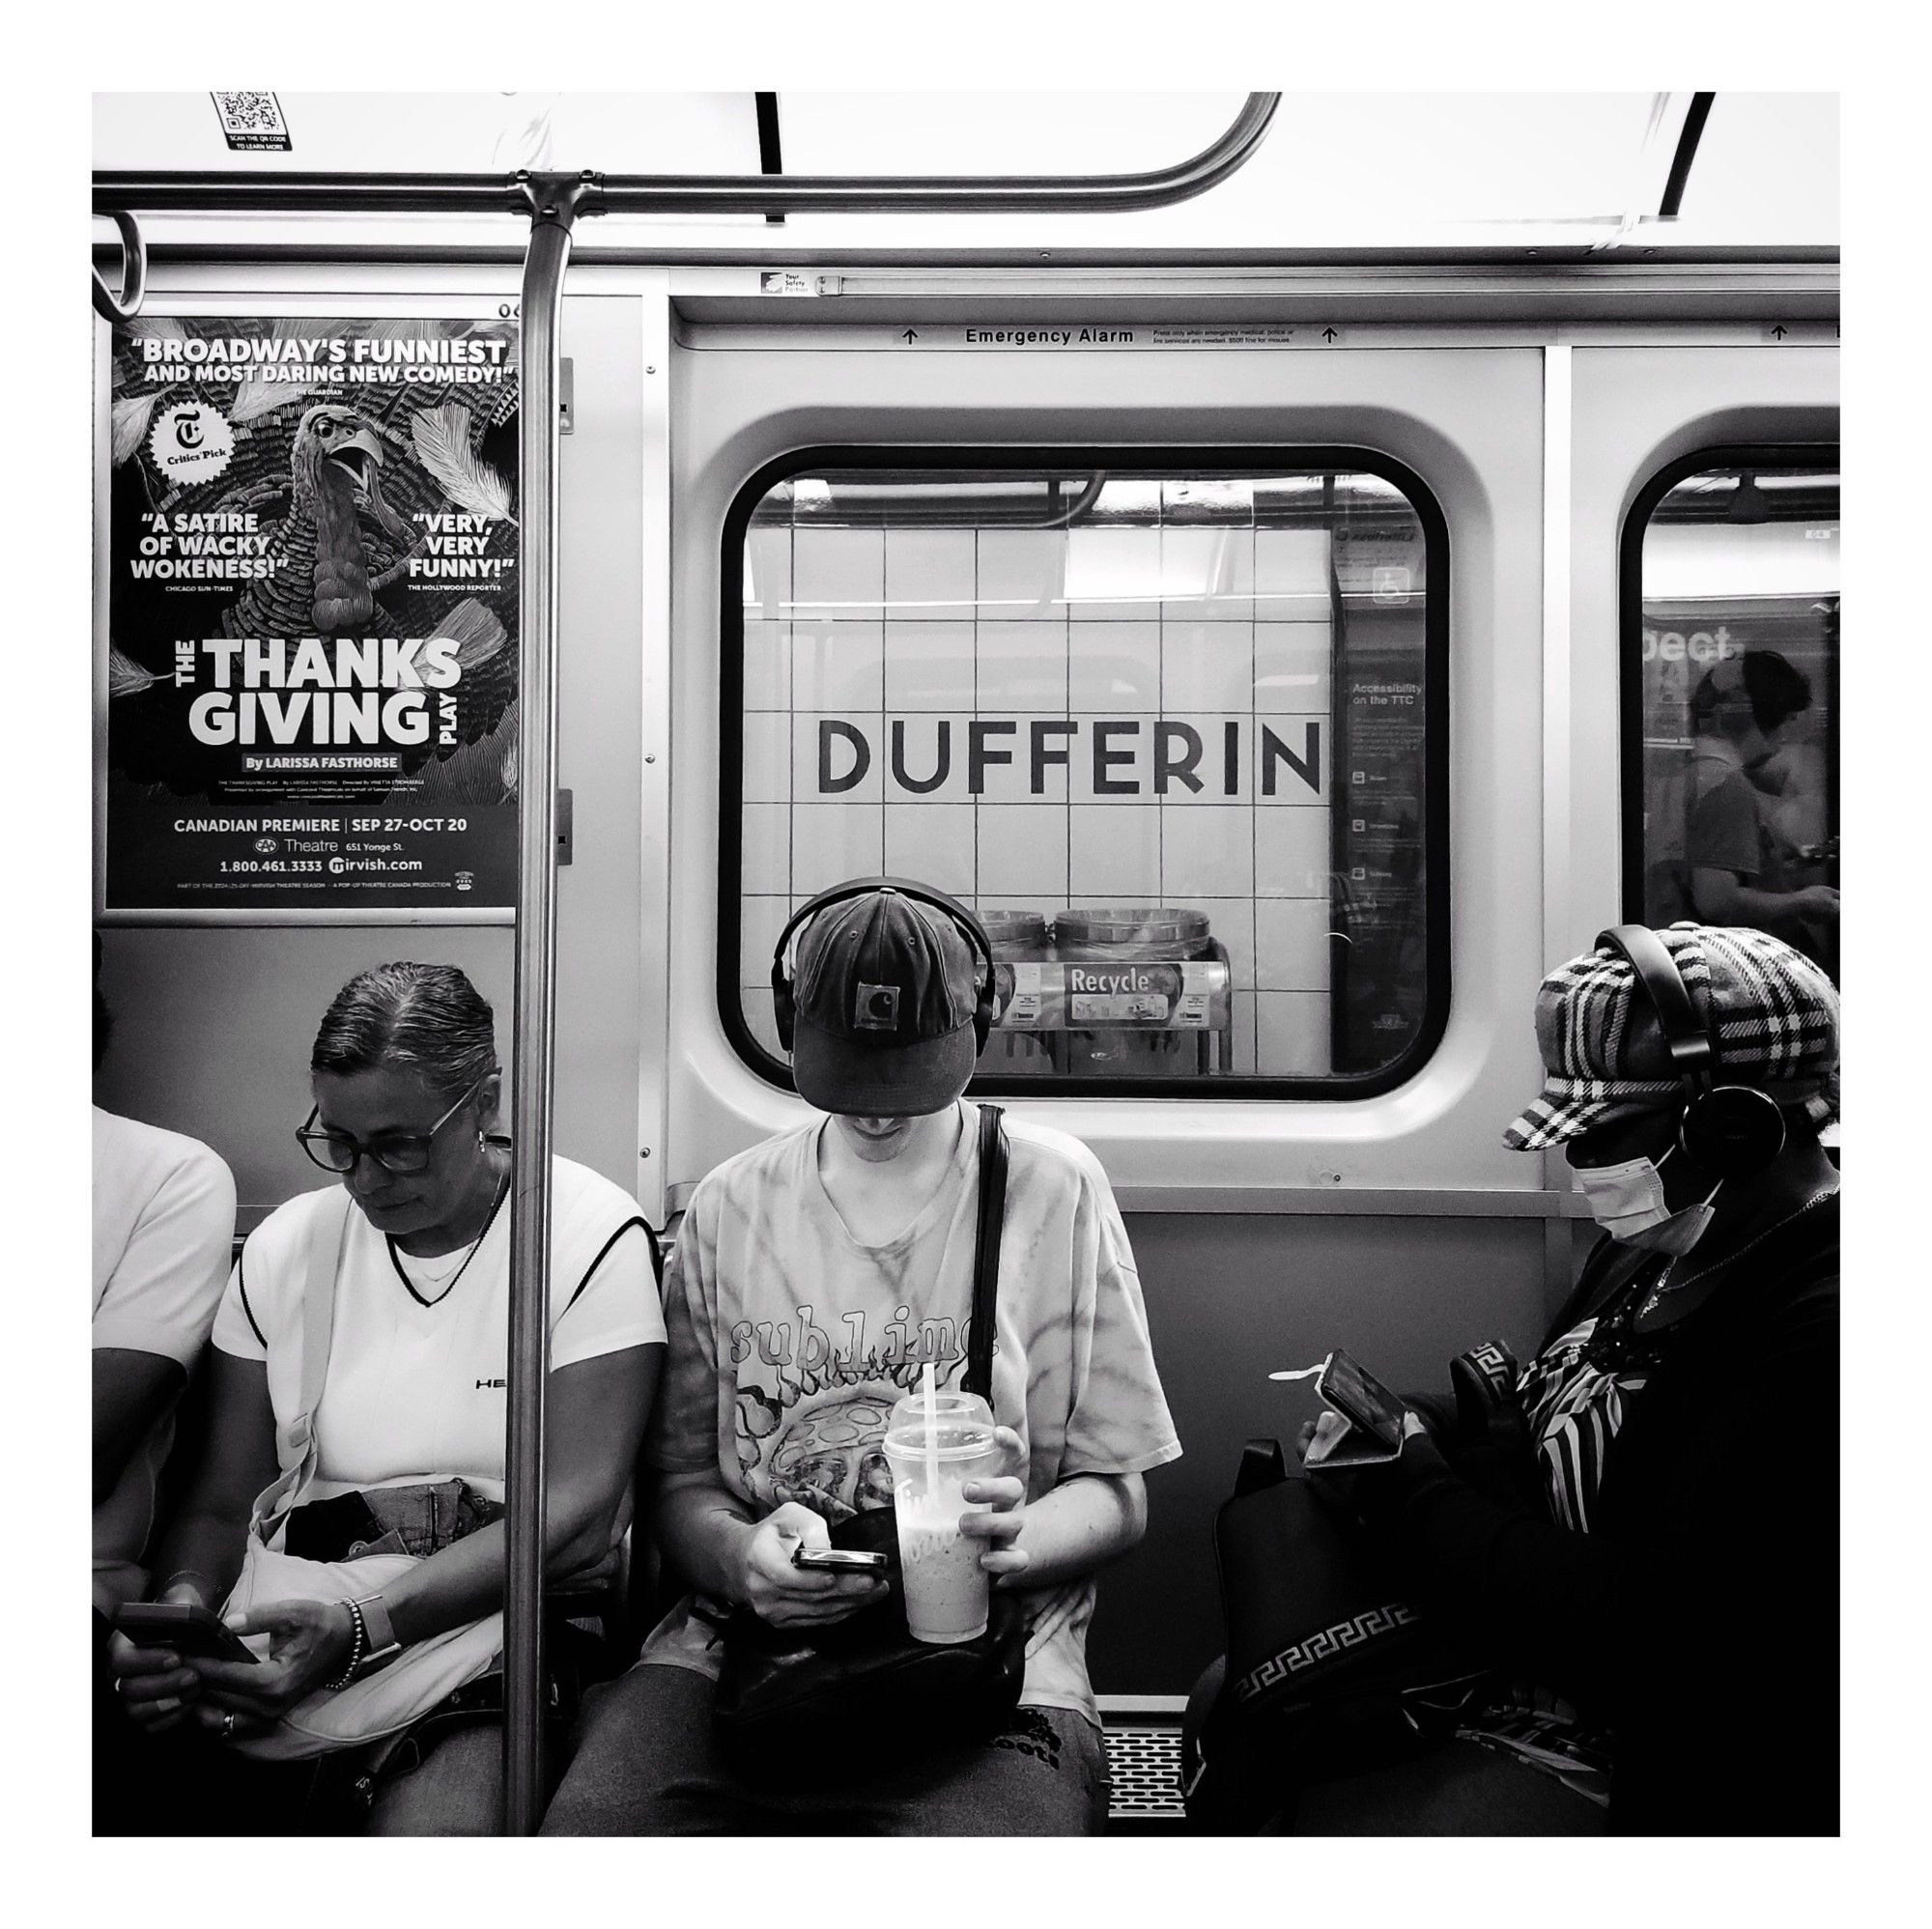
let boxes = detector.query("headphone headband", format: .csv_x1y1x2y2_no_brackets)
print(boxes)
1594,923,1784,1177
774,877,994,983
1596,923,1713,1084
770,876,997,1060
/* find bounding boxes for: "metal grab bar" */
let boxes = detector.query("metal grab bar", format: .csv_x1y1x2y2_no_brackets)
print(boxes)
501,173,585,1836
91,212,146,324
93,94,1278,217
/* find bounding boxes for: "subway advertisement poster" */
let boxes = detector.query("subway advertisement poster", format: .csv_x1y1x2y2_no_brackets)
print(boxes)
99,314,521,918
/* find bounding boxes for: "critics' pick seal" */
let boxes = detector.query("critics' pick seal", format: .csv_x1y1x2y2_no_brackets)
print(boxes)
149,401,235,487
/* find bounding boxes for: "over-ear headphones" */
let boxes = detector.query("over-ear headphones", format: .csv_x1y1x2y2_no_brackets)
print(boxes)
771,877,998,1057
1596,923,1787,1178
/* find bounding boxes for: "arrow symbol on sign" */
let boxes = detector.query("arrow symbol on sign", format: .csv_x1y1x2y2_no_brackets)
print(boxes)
1322,326,1339,343
901,328,919,344
1771,324,1788,339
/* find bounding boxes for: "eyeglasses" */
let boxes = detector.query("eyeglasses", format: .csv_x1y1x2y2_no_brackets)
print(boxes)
296,1072,491,1176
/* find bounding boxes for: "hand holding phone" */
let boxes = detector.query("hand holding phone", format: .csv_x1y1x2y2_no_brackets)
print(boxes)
791,1546,888,1574
1299,1349,1411,1469
114,1600,259,1665
740,1502,887,1630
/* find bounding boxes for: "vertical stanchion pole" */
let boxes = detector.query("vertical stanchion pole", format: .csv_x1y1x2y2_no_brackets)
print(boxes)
503,172,587,1836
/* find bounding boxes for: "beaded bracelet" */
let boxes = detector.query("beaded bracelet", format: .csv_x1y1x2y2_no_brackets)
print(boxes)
322,1598,368,1690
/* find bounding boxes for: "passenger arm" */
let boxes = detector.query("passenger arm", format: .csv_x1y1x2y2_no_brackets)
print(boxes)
92,1347,187,1507
1341,1289,1835,1721
651,1467,887,1629
191,1343,664,1723
108,1349,278,1729
371,1340,665,1646
960,1461,1149,1591
1690,865,1837,934
146,1348,279,1610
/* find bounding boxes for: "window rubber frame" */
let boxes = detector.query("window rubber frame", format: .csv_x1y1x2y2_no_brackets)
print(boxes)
1617,440,1840,923
718,442,1452,1104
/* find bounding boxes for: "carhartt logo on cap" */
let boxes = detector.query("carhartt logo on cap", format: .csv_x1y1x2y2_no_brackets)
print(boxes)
853,981,900,1032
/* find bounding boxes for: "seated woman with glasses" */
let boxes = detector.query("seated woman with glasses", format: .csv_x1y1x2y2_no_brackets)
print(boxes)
100,962,666,1835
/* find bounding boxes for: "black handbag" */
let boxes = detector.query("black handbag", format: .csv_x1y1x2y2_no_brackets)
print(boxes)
712,1105,1028,1771
1186,1393,1504,1830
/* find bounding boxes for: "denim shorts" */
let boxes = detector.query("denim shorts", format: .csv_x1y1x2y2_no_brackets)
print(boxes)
284,1479,503,1562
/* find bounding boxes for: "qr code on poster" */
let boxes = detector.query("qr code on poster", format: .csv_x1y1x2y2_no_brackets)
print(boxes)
210,93,291,153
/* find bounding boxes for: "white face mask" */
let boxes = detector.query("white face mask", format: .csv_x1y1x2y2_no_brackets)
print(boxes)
1572,1144,1721,1255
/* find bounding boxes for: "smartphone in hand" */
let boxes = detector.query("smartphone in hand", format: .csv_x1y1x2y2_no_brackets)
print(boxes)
1302,1349,1409,1468
791,1546,888,1574
113,1601,259,1664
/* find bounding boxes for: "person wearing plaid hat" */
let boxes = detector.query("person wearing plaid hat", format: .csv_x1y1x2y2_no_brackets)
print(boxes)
1292,922,1839,1835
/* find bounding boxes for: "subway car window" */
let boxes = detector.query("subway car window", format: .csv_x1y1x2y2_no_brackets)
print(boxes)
1628,453,1839,980
723,454,1448,1093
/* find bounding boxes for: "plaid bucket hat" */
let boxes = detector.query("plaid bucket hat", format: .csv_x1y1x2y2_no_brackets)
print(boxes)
1503,922,1839,1150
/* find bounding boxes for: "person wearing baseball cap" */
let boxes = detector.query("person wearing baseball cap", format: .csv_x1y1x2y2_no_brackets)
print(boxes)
545,880,1181,1836
784,881,985,1118
1289,922,1839,1836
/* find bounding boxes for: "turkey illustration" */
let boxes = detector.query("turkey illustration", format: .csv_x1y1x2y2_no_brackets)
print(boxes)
223,405,420,638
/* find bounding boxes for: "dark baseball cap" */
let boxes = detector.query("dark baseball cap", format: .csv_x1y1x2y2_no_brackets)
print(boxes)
789,885,982,1117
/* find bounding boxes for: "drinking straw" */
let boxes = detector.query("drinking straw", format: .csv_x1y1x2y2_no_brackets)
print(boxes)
921,1359,940,1498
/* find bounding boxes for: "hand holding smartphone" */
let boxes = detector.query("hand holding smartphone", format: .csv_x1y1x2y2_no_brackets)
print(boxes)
1300,1349,1410,1469
790,1546,888,1574
113,1600,260,1664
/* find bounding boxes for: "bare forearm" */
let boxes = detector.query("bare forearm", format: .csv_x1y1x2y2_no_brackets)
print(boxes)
93,1351,185,1507
383,1491,617,1648
1003,1473,1147,1591
655,1478,761,1604
93,1413,144,1508
151,1508,251,1607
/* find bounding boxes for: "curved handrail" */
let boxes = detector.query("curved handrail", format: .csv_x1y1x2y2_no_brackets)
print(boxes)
1040,471,1109,527
93,94,1279,218
1659,92,1717,218
91,211,146,324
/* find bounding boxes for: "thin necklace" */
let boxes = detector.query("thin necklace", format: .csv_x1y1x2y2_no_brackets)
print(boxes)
1638,1183,1838,1319
388,1165,508,1309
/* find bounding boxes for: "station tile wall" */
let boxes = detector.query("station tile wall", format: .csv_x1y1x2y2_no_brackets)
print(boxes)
738,518,1355,1076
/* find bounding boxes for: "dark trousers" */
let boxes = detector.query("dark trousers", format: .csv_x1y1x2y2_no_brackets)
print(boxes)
541,1662,1110,1836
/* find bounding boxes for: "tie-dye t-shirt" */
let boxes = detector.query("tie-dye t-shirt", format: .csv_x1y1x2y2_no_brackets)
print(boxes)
639,1101,1181,1727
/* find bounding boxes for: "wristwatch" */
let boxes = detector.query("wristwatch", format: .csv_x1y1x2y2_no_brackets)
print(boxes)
349,1594,404,1679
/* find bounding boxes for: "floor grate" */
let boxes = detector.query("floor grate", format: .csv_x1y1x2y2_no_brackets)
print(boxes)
1104,1722,1187,1822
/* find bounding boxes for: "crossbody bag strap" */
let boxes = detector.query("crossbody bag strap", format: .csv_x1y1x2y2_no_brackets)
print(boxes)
963,1104,1008,1401
251,1186,355,1542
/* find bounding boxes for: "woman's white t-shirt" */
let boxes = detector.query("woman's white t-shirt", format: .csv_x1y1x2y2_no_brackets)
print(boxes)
211,1156,665,1504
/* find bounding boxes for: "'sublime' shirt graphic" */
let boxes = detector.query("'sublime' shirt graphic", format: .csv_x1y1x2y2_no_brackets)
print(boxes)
640,1102,1181,1727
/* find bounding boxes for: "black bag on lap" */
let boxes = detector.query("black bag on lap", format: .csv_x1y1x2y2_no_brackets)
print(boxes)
712,1106,1027,1773
711,1506,1029,1773
1187,1427,1500,1832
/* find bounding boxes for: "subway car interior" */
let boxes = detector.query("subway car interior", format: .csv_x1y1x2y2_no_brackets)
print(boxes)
86,89,1849,1844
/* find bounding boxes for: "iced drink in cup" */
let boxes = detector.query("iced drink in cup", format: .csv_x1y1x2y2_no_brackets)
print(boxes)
882,1390,1006,1644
